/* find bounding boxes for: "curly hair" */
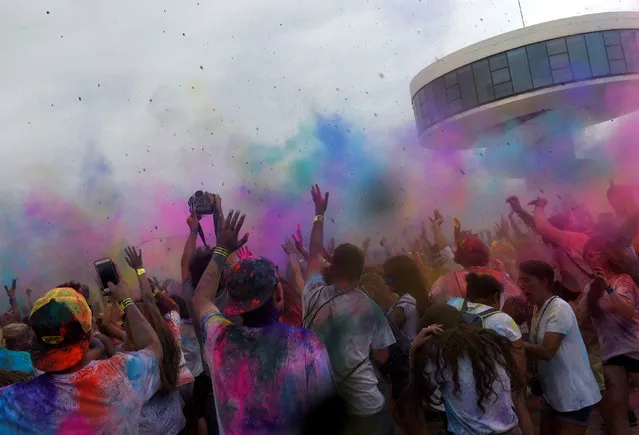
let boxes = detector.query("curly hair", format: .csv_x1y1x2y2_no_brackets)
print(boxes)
412,305,523,414
124,302,180,392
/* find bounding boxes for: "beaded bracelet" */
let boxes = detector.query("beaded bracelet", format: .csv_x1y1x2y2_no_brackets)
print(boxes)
119,297,134,311
213,247,230,259
314,215,324,223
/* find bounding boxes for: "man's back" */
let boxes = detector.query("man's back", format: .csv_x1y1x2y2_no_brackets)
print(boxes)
0,350,159,434
302,275,395,416
201,308,334,435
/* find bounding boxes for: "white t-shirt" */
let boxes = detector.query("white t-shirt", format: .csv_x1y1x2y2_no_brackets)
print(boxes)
531,297,601,412
448,298,522,343
580,274,639,362
388,294,419,341
424,356,518,434
303,275,396,416
139,390,186,435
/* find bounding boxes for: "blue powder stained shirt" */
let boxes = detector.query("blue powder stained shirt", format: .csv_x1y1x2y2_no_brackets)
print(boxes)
0,347,35,375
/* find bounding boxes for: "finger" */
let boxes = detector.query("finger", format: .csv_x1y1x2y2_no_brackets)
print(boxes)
225,210,234,229
324,192,329,204
12,279,16,289
235,214,246,232
238,233,250,247
107,282,117,290
229,210,240,230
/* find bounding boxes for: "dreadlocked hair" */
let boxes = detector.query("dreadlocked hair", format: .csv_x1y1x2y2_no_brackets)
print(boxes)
413,325,523,416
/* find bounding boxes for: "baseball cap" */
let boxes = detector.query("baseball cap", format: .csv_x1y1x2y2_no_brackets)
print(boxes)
223,257,278,317
29,287,92,372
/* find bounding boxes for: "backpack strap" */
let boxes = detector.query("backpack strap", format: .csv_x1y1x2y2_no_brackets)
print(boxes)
478,307,500,327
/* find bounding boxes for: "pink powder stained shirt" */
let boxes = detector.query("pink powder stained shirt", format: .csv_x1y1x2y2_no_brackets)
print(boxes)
430,266,525,307
580,274,639,362
200,307,334,435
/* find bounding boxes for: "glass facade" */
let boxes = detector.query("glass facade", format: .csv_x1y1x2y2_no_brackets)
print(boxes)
413,30,639,134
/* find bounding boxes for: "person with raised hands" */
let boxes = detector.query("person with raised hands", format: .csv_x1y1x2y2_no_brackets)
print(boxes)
0,280,163,434
123,245,195,434
191,208,334,434
302,184,395,435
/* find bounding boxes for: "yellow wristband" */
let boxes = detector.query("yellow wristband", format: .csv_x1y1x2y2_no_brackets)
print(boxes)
152,289,159,297
213,247,230,258
119,297,134,311
136,268,146,276
314,215,324,223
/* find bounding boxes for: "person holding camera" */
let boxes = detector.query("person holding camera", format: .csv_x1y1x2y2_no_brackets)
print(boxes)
518,261,601,435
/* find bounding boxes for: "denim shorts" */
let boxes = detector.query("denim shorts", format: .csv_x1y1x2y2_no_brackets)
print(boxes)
541,397,594,426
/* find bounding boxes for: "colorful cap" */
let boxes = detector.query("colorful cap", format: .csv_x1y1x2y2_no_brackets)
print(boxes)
223,257,278,317
29,288,92,372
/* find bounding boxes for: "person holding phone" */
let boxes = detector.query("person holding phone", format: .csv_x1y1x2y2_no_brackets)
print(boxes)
0,281,164,434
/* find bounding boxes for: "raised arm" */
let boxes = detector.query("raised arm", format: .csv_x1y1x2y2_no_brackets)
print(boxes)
4,280,21,323
430,210,448,250
509,212,526,239
306,184,329,278
181,209,200,283
192,210,249,324
108,280,163,359
124,246,155,304
531,198,587,252
506,196,537,232
282,238,305,294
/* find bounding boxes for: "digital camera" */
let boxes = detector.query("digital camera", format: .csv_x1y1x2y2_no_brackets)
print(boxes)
188,190,216,216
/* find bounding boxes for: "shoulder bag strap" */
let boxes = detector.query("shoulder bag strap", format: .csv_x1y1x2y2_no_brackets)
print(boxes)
338,357,368,387
303,291,349,329
532,296,558,344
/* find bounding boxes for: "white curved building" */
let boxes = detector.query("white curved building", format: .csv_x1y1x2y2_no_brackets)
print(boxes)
410,12,639,154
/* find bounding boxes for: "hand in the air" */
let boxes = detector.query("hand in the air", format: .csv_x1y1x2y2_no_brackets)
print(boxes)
311,184,329,215
217,210,249,253
4,279,16,299
124,246,144,270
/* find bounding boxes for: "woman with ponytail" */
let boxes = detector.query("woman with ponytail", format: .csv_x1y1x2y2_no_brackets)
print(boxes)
578,235,639,435
518,261,601,435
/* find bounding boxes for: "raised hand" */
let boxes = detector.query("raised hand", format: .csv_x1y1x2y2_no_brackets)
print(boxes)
292,224,305,251
311,184,329,215
186,208,199,232
282,238,296,255
527,197,548,209
506,196,523,212
217,210,249,253
4,279,16,298
237,246,253,259
124,246,144,270
363,237,371,252
429,209,444,226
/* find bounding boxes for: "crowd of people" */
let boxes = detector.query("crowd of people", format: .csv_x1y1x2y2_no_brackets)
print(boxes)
0,181,637,435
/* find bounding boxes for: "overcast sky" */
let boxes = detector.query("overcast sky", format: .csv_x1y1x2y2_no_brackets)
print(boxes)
0,0,637,290
1,0,636,183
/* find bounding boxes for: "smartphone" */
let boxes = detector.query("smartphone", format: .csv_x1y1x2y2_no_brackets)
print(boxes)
94,258,119,295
